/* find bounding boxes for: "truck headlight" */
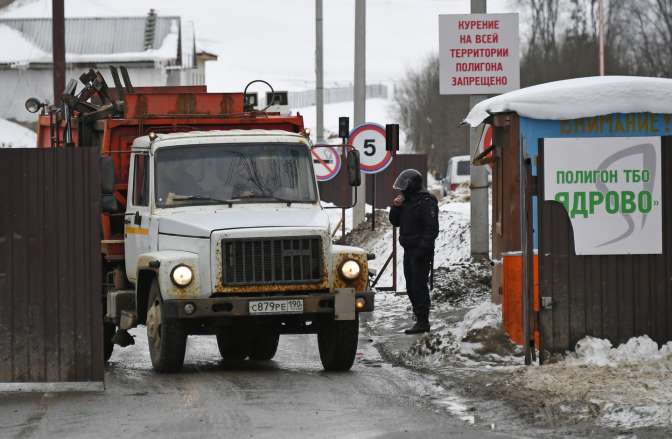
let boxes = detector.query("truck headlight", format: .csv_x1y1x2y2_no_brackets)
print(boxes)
340,260,361,280
171,265,193,287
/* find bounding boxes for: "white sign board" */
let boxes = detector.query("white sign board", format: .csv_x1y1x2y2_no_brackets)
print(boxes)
349,123,393,174
439,13,520,95
311,145,341,182
544,136,662,255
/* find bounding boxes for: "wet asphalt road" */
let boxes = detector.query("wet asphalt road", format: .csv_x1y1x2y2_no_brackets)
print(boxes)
0,325,519,439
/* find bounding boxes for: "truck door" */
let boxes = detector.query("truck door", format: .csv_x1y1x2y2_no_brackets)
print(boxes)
125,152,151,283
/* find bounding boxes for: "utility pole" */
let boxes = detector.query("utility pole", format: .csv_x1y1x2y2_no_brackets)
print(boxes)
316,0,325,142
353,0,367,228
598,0,605,75
469,0,489,260
52,0,65,104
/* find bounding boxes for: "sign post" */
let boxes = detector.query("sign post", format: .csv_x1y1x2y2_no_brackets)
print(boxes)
439,13,520,95
439,9,519,260
349,123,394,231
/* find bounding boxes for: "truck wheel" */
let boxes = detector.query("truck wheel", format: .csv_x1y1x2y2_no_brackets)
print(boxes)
216,329,248,360
318,316,359,371
146,279,187,373
248,330,279,361
103,322,116,362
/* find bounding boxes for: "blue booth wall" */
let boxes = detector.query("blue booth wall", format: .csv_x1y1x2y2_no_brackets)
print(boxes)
519,112,672,249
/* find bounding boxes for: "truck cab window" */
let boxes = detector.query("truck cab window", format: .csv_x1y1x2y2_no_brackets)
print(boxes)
154,143,317,208
133,154,149,206
456,160,470,176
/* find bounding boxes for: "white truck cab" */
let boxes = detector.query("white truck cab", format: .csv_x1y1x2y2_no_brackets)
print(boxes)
109,129,373,372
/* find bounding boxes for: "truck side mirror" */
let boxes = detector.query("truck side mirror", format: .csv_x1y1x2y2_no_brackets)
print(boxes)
101,195,118,213
101,157,117,213
347,150,361,187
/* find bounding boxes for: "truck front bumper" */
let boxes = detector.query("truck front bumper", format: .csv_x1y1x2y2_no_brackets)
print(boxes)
161,290,374,320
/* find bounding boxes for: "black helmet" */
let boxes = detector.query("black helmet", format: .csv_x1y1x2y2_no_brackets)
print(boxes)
393,169,423,192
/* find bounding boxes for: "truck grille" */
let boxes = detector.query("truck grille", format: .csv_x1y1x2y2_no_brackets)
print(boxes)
221,236,323,285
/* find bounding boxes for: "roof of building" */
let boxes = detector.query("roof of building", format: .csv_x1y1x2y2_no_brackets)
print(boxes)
464,76,672,127
0,14,194,66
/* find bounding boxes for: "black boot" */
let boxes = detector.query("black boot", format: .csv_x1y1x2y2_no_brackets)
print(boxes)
404,312,430,334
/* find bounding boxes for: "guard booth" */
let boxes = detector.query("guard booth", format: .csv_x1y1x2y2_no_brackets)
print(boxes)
466,77,672,363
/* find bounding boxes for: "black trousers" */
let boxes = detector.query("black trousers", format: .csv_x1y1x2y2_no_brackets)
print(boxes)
403,249,432,316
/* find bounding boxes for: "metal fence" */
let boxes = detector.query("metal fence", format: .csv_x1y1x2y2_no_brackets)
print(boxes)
0,148,103,388
288,84,388,109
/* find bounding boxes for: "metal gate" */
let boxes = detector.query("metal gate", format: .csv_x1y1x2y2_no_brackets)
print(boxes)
538,137,672,356
0,148,103,390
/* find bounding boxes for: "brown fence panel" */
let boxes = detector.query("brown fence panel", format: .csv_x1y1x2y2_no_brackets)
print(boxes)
538,137,672,355
318,153,427,208
0,148,103,385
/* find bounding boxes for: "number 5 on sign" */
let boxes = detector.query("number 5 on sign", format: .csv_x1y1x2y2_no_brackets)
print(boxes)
349,123,393,174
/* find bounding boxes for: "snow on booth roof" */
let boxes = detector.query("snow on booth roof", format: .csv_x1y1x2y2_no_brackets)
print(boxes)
464,76,672,127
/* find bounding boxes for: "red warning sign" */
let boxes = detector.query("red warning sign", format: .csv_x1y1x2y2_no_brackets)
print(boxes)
312,145,342,182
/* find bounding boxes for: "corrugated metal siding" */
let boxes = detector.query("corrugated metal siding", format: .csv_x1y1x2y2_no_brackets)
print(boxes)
538,136,672,355
0,148,103,383
0,16,178,55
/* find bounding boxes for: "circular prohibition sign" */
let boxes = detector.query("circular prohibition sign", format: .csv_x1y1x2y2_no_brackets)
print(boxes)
311,145,342,182
349,123,393,174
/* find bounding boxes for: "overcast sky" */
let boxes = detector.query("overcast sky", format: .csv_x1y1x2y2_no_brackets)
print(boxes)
2,0,518,91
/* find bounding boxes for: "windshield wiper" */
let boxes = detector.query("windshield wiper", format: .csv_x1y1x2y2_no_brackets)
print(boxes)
229,193,297,206
169,194,234,207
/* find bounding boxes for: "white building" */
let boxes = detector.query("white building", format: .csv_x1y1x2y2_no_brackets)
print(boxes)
0,11,217,123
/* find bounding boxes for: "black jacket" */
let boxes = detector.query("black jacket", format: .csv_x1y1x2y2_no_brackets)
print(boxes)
389,191,439,254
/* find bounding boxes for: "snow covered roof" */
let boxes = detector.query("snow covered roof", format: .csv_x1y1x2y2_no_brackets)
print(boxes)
0,16,183,66
464,76,672,127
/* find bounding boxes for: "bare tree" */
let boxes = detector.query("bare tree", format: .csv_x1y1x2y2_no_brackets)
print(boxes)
393,56,469,177
612,0,672,76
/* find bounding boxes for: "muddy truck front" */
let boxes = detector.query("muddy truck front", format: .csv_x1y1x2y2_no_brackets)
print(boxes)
107,129,373,372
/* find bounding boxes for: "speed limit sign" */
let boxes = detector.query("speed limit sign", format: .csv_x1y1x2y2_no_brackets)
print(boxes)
349,123,393,174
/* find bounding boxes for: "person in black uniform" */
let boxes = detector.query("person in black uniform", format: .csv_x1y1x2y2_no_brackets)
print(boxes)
389,169,439,334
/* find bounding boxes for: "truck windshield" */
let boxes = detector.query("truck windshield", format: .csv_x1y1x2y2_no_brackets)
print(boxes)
155,143,317,208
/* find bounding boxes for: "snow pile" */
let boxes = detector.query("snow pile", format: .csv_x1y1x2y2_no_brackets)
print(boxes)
452,301,501,342
513,335,672,430
464,76,672,127
566,335,672,368
0,118,36,148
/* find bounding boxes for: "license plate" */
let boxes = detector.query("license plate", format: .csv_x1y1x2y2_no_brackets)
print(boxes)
248,299,304,315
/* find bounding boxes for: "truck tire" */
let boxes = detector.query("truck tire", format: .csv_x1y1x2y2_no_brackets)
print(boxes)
317,316,359,371
103,322,115,362
146,279,187,373
248,330,279,361
216,329,248,360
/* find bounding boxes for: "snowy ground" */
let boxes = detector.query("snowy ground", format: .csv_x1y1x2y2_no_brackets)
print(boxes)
0,117,36,148
346,196,672,436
